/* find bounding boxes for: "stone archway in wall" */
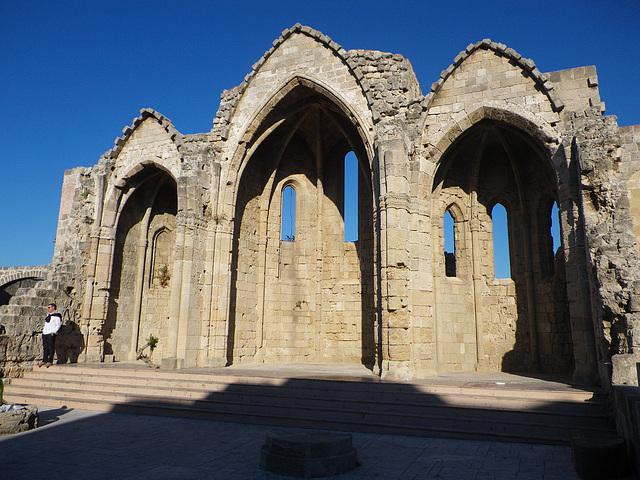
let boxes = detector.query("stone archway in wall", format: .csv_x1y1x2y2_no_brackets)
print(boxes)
228,84,375,366
103,166,177,361
432,119,573,375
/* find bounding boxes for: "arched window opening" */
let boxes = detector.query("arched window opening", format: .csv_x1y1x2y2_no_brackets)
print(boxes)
281,185,296,241
151,229,171,287
551,202,561,254
444,209,456,277
491,203,511,279
344,151,358,242
539,200,561,278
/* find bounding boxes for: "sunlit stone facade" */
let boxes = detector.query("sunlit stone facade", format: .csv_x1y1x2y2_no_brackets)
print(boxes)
3,25,640,389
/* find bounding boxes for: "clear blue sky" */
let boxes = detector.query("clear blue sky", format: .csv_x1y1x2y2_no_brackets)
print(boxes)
1,0,638,267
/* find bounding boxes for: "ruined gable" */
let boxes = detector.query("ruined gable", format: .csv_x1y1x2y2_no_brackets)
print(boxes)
111,113,182,185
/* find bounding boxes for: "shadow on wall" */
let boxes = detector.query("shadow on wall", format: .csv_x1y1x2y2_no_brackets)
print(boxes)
55,320,84,364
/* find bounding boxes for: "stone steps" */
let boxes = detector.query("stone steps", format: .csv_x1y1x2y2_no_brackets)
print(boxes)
9,377,606,420
0,304,43,316
9,285,59,304
4,364,614,445
0,279,61,340
10,370,606,415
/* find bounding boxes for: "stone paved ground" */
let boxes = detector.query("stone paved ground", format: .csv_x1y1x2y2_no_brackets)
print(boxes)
0,407,609,480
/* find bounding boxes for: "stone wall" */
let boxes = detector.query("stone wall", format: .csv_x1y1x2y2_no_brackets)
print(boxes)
571,109,640,381
621,125,640,255
3,25,640,396
0,266,82,378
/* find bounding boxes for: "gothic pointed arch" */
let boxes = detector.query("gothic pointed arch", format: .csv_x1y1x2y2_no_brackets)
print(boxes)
226,74,375,367
212,24,375,151
213,25,376,223
431,116,575,375
230,76,373,191
102,164,178,362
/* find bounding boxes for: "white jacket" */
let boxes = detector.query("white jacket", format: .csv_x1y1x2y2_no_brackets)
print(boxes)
42,313,62,335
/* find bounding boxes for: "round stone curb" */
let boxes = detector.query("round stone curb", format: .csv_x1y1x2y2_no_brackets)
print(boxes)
259,430,358,478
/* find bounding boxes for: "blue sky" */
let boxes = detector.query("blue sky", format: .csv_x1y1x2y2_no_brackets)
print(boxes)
1,0,638,267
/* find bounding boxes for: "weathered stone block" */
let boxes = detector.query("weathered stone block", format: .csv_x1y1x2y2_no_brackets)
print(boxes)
0,405,38,434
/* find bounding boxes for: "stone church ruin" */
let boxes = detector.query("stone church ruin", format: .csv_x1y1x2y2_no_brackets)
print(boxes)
2,25,640,398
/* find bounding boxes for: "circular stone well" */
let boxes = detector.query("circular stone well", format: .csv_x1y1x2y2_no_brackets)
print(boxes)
259,430,358,478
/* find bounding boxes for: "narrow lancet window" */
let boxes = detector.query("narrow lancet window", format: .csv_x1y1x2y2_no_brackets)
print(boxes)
492,203,511,279
444,209,456,277
344,151,358,242
281,185,296,241
151,229,171,287
551,201,561,254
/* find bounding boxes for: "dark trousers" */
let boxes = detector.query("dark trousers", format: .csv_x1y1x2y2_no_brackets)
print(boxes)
42,334,56,363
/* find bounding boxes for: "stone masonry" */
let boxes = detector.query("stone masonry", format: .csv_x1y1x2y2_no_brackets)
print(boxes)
2,25,640,394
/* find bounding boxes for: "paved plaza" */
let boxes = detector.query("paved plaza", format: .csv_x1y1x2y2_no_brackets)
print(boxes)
0,406,592,480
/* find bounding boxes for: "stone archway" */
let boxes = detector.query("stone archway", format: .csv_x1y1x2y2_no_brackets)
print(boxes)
103,167,177,361
432,119,573,374
228,84,375,366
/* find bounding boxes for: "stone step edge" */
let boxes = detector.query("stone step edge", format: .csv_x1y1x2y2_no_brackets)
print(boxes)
3,386,608,428
7,379,607,417
12,375,602,408
18,367,603,403
3,392,613,446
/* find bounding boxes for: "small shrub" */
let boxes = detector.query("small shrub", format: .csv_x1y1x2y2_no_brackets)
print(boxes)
147,335,159,354
158,265,170,287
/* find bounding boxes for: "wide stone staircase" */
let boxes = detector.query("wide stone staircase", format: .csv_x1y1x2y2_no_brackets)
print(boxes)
3,364,616,445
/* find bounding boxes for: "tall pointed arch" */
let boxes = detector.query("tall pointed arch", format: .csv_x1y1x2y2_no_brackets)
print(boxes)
431,117,573,376
227,78,375,368
102,165,178,362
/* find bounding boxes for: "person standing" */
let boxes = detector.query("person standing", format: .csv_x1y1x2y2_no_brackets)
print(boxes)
40,303,62,367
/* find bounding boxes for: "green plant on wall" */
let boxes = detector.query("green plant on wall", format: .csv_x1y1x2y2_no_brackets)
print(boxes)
158,264,170,287
146,334,158,355
136,334,160,368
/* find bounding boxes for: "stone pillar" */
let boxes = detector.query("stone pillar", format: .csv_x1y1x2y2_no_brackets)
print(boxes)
84,229,115,363
205,225,233,366
176,218,194,363
469,193,485,369
378,142,412,380
163,212,185,368
198,221,216,366
129,208,151,358
202,160,231,368
555,142,598,384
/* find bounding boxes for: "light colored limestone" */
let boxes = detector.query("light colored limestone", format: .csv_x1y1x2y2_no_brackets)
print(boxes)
2,26,640,396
